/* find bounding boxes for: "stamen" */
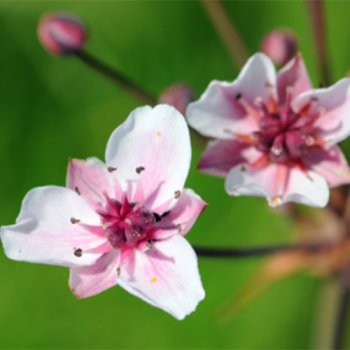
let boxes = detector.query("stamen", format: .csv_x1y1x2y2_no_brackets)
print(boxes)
174,190,181,199
107,166,117,172
235,94,260,121
74,186,81,195
136,166,145,174
70,217,80,224
74,248,83,257
151,277,157,283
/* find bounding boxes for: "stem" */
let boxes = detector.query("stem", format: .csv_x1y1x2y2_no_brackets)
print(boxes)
201,0,249,68
306,0,331,85
75,50,156,105
332,266,350,350
194,241,327,258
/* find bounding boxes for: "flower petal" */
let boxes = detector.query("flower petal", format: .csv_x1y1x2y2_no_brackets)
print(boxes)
1,186,106,267
69,250,120,299
186,53,276,139
152,189,206,240
292,78,350,145
277,53,312,104
225,163,329,207
198,140,260,177
105,105,191,209
302,146,350,187
67,158,118,210
118,235,205,320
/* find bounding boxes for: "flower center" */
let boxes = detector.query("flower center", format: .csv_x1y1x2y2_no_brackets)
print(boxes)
97,196,156,249
236,92,322,163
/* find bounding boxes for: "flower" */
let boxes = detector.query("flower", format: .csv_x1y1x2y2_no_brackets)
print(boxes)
261,29,298,66
38,13,87,56
186,53,350,207
158,84,195,115
1,105,206,320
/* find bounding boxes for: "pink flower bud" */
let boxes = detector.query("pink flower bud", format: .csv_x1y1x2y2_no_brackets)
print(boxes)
158,84,195,115
261,29,298,66
38,13,87,56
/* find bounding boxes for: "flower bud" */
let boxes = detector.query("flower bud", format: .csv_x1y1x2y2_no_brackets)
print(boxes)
38,13,87,56
158,84,195,115
261,29,297,66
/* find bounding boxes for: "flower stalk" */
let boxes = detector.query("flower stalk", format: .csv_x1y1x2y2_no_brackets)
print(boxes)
306,0,331,85
75,50,156,105
332,264,350,350
194,241,328,258
200,0,249,68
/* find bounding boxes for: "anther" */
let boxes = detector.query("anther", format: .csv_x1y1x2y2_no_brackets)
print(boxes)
177,224,183,233
70,217,80,224
174,190,181,199
74,186,81,195
107,166,117,172
74,248,83,257
153,213,162,222
235,93,242,100
116,267,121,276
136,166,145,174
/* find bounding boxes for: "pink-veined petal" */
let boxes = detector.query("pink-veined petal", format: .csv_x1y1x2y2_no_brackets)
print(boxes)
302,145,350,187
186,53,276,139
118,235,205,320
277,53,312,104
69,250,120,299
105,105,191,209
1,186,106,267
225,163,329,207
67,157,118,210
292,78,350,145
152,189,206,240
198,140,260,177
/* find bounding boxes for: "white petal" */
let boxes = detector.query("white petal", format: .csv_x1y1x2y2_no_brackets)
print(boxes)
1,186,106,267
105,105,191,209
118,235,205,320
69,250,120,298
187,53,276,139
292,78,350,145
225,163,329,207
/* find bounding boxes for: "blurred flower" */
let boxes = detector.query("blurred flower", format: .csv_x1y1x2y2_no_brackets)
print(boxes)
38,13,87,55
261,29,298,66
158,84,195,115
1,105,206,320
187,53,350,207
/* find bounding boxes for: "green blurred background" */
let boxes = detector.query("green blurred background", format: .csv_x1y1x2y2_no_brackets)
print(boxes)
1,1,350,348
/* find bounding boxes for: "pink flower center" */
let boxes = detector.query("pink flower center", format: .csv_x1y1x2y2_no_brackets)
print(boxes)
237,92,323,163
97,197,156,249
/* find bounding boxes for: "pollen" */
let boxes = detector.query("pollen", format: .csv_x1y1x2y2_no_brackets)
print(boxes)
271,196,282,206
151,277,157,283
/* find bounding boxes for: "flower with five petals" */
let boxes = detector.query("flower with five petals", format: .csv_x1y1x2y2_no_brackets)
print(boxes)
1,105,206,320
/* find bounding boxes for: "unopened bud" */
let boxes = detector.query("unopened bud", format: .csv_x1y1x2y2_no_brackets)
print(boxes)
158,84,195,115
261,29,297,66
38,13,87,56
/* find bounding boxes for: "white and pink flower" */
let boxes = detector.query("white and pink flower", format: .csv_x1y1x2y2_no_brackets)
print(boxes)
1,105,206,320
187,53,350,207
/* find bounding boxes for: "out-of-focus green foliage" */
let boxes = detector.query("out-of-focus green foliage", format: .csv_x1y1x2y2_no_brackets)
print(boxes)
0,1,349,348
